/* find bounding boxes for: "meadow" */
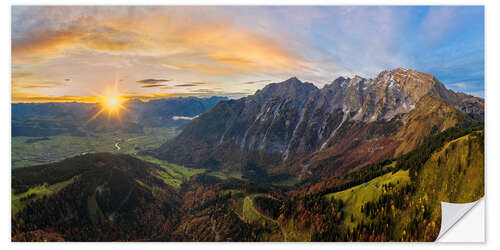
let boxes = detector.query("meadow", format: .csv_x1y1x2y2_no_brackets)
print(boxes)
325,169,410,228
11,127,178,168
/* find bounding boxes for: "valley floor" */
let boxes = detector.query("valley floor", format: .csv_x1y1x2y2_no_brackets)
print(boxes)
11,127,178,168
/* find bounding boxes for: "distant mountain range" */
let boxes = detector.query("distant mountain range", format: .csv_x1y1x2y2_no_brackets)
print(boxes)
12,96,228,137
153,68,483,180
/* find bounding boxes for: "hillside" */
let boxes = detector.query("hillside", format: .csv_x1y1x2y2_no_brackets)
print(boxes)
12,153,183,241
321,129,484,241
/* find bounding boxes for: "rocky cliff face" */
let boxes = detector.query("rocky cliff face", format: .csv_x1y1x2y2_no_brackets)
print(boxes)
154,68,483,178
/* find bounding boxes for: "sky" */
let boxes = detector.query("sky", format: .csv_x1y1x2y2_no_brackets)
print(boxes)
11,6,484,103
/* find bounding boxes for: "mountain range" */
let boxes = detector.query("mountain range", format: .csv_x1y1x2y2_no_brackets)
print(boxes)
153,68,483,180
12,96,228,137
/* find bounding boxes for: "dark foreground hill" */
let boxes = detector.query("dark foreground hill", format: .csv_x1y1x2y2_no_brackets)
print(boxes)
12,153,183,241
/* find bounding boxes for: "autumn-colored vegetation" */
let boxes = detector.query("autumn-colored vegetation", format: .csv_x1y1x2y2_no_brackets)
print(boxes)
12,124,484,242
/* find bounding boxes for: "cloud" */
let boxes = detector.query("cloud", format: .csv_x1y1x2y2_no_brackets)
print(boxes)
175,84,198,87
191,88,216,93
12,7,305,75
20,82,67,89
12,92,190,103
448,82,468,90
141,84,167,88
12,71,34,79
189,81,212,85
243,79,271,84
136,78,171,84
12,17,149,63
12,27,83,62
10,6,484,102
12,93,94,103
13,80,68,90
173,81,216,87
12,70,69,90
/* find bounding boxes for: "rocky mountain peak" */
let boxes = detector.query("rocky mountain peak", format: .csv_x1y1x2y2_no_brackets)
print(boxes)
263,76,316,90
155,68,483,172
330,76,349,87
251,77,318,104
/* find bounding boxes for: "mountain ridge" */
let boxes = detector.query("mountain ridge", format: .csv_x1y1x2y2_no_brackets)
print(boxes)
153,68,483,179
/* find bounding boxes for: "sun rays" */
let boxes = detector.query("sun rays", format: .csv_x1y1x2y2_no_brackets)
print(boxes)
102,95,126,115
87,78,128,123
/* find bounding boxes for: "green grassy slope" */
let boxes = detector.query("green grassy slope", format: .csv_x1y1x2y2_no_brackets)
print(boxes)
416,131,484,203
242,195,285,241
12,176,79,215
326,169,410,228
137,155,245,188
138,156,206,188
409,131,484,231
322,130,483,241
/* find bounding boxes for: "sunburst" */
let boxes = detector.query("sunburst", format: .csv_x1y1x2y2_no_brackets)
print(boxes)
88,78,128,123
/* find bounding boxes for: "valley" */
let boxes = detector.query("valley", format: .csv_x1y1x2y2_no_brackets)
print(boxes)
11,96,227,168
11,69,485,242
12,127,179,168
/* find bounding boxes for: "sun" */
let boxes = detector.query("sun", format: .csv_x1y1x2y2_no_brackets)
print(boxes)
104,96,122,112
87,78,129,123
88,93,127,123
100,94,126,117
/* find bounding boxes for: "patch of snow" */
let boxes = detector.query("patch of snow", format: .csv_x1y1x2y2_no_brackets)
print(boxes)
261,100,286,150
320,106,348,150
388,81,395,88
340,78,349,88
284,101,310,160
352,107,364,120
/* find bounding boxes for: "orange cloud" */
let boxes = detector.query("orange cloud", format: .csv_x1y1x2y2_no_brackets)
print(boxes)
12,70,68,91
12,93,96,103
12,24,148,63
11,90,242,103
12,28,83,62
12,9,305,74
